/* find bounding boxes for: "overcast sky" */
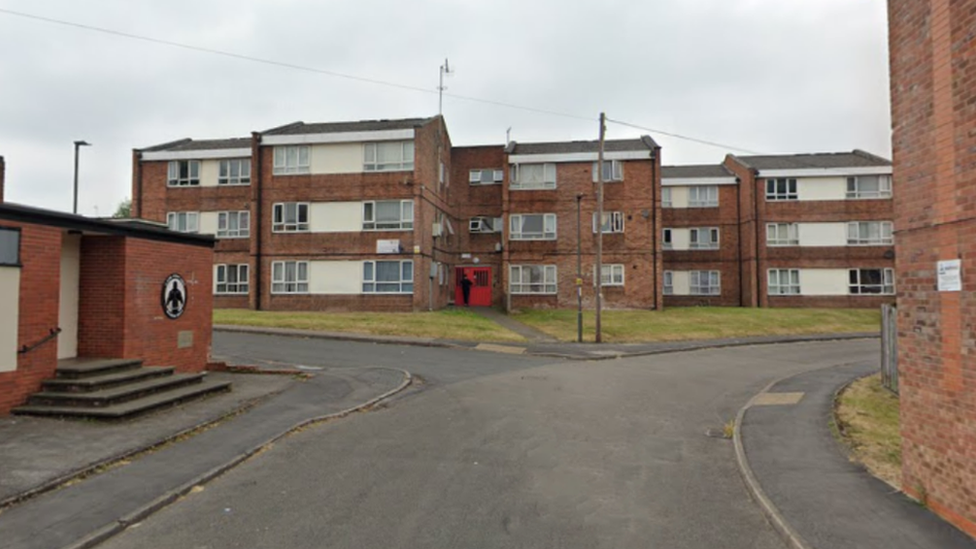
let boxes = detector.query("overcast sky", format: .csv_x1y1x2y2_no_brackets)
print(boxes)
0,0,891,216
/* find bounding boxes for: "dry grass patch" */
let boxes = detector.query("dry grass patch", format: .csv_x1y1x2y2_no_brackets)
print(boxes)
214,308,525,343
835,374,902,488
513,307,880,343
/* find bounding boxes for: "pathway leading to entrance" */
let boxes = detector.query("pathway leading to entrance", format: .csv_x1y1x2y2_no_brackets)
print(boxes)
468,306,560,342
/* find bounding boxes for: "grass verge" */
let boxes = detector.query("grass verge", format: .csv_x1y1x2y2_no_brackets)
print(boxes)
835,373,901,488
214,308,525,343
513,307,880,343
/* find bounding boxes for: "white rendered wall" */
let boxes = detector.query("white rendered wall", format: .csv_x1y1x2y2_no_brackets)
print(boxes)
310,143,365,175
669,271,691,296
309,261,363,294
0,267,19,372
198,212,219,236
797,222,847,247
796,177,847,201
57,234,81,359
199,160,220,188
309,202,363,233
667,187,690,208
799,269,849,295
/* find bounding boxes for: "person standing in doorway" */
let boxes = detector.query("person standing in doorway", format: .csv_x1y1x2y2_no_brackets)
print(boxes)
461,273,473,306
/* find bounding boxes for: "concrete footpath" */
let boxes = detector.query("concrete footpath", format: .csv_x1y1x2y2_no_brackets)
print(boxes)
0,366,411,549
737,362,976,549
215,323,879,360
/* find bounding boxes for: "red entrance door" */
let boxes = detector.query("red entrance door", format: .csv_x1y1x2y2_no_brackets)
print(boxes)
456,267,492,306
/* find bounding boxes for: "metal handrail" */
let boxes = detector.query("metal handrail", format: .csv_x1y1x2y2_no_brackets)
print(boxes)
18,327,61,355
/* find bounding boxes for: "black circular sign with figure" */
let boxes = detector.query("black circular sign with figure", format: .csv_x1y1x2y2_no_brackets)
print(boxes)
162,274,187,319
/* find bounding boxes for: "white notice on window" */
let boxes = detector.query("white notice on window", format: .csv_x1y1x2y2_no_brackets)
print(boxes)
937,259,962,292
376,240,400,254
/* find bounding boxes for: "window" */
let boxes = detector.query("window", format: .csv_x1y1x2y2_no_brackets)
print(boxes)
594,264,625,286
271,261,308,294
167,212,199,233
167,160,200,186
217,211,250,238
510,265,557,294
847,175,892,199
663,228,673,250
0,228,20,266
510,163,556,190
847,221,893,245
363,200,414,231
215,264,249,295
510,213,557,240
689,227,720,249
273,146,310,175
766,178,798,201
363,260,414,293
767,223,799,246
663,271,673,295
689,186,719,207
218,159,251,185
272,203,309,232
470,217,503,233
592,160,623,182
469,169,504,185
849,268,894,295
690,271,721,295
592,211,625,233
662,187,673,208
768,269,800,295
364,141,414,172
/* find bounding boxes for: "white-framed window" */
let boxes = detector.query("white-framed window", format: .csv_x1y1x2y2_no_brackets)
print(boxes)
690,227,720,249
363,200,414,231
689,186,719,207
662,187,673,208
767,223,799,246
663,271,673,295
470,216,503,233
510,213,557,240
215,264,249,295
847,221,894,245
510,163,556,190
272,202,309,232
663,228,673,250
592,211,625,233
846,175,892,199
510,265,557,294
273,146,310,175
690,270,721,295
768,269,800,295
218,159,251,185
167,211,199,233
592,160,623,182
766,178,798,201
167,160,200,186
849,268,895,295
217,211,250,238
594,264,625,286
469,168,504,185
364,141,414,172
271,261,308,294
363,260,414,294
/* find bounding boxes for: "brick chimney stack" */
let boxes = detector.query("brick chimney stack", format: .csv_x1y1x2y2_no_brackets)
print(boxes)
0,155,5,203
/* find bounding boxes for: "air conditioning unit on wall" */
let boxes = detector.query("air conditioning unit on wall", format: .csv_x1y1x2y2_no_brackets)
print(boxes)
432,223,443,237
470,216,503,234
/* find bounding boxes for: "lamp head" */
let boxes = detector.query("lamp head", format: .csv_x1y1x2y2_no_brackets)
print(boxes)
74,140,92,147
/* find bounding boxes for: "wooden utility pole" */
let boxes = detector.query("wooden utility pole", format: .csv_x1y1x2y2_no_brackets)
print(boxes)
595,112,606,343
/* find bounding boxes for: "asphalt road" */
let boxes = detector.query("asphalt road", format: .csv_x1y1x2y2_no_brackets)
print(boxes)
100,335,880,549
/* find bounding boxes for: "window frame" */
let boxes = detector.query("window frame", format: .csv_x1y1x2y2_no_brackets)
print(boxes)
690,270,721,296
663,271,673,295
509,213,557,241
272,202,310,233
510,163,557,190
166,211,199,233
592,160,623,182
362,200,414,231
663,228,673,250
661,187,673,208
362,260,414,294
847,221,894,246
846,175,892,200
272,146,310,176
849,268,895,295
594,264,625,286
689,227,720,250
765,178,798,201
217,210,251,239
270,261,309,294
768,268,801,295
167,160,200,187
688,185,719,208
469,168,505,185
218,158,251,186
0,227,21,266
592,211,625,234
509,264,558,295
363,141,415,172
214,264,250,295
766,223,799,246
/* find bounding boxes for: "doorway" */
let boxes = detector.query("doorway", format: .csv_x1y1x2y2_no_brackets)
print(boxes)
58,233,81,359
455,266,492,307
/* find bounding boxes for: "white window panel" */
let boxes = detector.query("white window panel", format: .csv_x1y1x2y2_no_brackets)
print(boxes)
510,265,557,294
593,264,625,286
469,168,504,185
768,269,801,295
849,268,895,295
167,160,200,186
662,187,673,208
167,211,199,233
766,178,798,201
767,223,799,246
364,141,414,172
273,146,310,175
846,175,892,199
510,213,557,240
847,221,894,245
363,260,414,294
688,186,719,207
217,211,250,238
592,211,625,233
215,264,249,295
663,271,673,295
273,203,309,232
690,270,720,295
510,163,556,190
689,227,720,250
363,200,414,231
271,261,309,294
218,159,251,185
592,160,623,182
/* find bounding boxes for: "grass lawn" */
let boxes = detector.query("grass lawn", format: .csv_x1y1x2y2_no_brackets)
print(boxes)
214,308,526,343
513,307,880,343
835,374,901,488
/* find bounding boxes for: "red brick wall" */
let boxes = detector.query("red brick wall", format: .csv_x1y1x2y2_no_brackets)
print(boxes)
889,0,976,538
0,223,61,414
78,236,127,358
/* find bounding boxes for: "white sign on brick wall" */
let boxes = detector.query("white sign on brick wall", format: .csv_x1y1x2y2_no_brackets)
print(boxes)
376,240,401,254
937,259,962,292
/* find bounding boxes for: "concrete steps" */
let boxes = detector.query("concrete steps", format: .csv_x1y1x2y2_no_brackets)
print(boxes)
13,358,231,420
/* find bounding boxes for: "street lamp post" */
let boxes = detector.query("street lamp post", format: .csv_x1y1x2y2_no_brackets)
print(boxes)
576,193,584,343
73,140,91,214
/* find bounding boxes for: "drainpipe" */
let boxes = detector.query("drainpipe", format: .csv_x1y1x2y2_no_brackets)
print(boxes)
753,170,762,307
736,177,743,307
251,131,263,311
